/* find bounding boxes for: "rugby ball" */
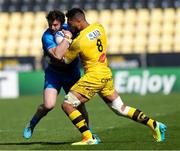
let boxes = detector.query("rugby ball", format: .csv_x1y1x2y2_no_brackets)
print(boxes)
55,31,64,44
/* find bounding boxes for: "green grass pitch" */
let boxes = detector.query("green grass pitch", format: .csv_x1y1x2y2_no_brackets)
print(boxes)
0,93,180,150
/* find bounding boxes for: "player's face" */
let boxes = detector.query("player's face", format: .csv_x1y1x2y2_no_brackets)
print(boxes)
67,19,80,33
48,19,61,34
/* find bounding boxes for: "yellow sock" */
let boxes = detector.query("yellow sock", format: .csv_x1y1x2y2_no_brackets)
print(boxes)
127,107,156,130
69,110,92,139
147,118,156,130
127,107,136,118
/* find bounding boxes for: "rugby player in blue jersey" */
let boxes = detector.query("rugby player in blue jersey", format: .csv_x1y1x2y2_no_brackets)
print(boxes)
23,10,100,142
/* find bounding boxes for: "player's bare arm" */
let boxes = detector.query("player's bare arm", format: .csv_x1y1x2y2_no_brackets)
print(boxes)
48,30,72,60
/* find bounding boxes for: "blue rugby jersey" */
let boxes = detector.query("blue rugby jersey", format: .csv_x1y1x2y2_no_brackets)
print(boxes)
41,24,79,72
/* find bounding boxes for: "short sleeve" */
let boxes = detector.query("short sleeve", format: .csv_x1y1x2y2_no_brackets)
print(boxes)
42,33,57,53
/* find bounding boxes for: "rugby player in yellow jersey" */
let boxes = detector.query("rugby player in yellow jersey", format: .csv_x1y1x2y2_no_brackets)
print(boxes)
54,8,167,145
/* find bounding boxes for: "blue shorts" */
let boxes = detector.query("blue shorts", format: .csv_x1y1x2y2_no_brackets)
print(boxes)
44,66,80,94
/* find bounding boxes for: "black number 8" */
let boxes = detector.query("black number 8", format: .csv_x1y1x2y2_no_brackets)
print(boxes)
97,39,103,52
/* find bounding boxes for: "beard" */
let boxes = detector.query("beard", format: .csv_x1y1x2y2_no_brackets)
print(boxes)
70,26,80,34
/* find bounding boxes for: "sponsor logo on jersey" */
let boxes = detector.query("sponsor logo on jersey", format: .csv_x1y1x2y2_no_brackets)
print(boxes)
87,29,101,40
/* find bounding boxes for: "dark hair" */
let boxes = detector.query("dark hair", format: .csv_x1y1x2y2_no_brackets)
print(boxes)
46,10,65,25
66,8,85,19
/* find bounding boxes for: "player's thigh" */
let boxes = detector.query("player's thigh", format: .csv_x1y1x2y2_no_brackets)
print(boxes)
43,88,59,108
44,68,62,93
99,77,116,100
70,74,102,99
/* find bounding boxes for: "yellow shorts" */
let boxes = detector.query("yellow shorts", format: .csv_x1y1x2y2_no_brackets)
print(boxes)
71,71,115,99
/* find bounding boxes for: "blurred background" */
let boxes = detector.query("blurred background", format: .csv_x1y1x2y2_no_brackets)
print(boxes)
0,1,180,150
0,0,180,98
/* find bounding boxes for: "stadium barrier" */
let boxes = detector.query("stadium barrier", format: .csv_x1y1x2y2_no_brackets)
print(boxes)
1,67,179,98
0,71,19,98
113,67,179,95
19,71,44,96
16,67,180,96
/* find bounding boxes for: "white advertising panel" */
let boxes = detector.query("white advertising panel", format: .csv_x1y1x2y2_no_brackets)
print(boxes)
0,71,19,98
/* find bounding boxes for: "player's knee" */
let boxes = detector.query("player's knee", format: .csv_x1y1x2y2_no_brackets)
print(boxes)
44,102,55,111
61,102,72,112
63,92,81,108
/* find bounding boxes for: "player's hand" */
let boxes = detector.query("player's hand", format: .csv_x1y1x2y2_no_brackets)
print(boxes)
62,29,73,39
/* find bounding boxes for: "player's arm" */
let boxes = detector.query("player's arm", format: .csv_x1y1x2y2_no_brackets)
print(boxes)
51,30,72,60
49,39,70,60
42,30,72,61
63,48,80,64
